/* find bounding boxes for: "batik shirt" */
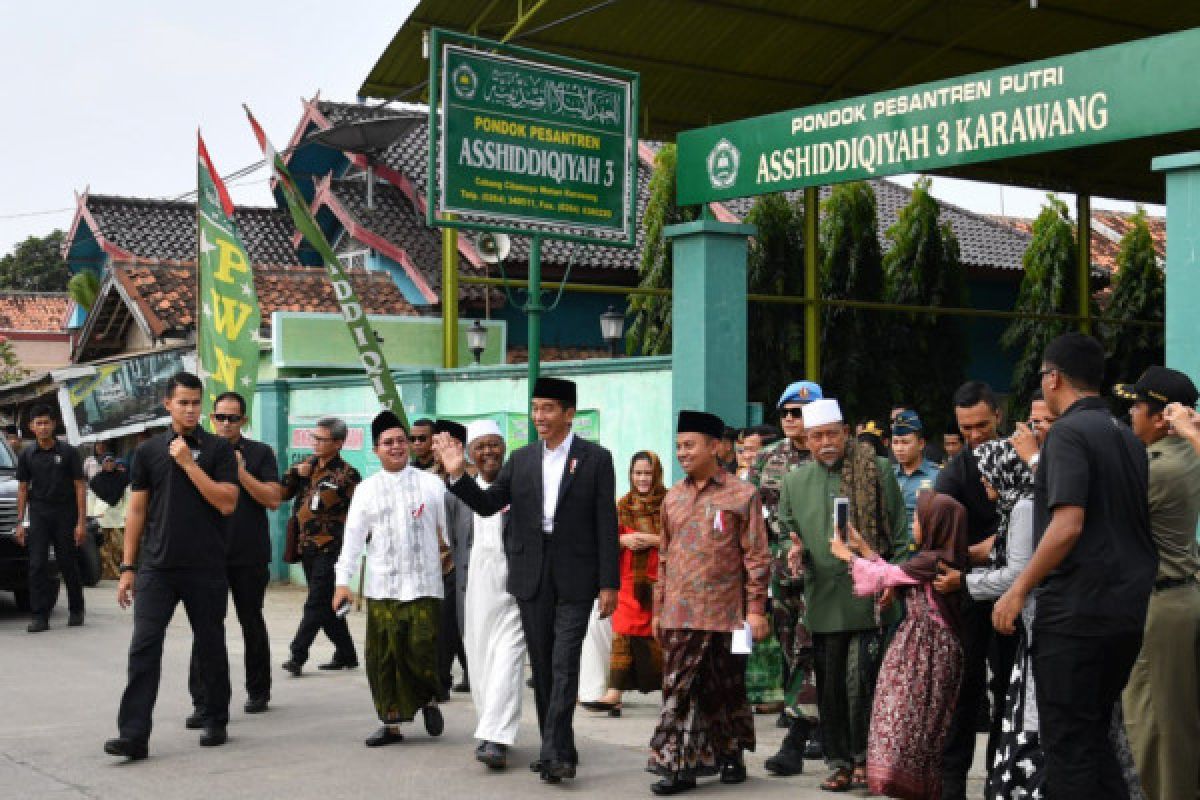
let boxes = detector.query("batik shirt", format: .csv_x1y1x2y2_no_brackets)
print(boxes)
282,454,361,555
654,470,770,632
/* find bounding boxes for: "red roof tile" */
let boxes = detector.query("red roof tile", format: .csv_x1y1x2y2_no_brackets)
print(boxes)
0,292,72,332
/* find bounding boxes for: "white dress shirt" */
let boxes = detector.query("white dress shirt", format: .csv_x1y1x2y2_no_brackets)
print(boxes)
541,431,574,533
335,465,446,602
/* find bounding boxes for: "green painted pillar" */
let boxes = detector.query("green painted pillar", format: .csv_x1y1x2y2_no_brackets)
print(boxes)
255,379,291,582
665,218,755,445
1154,152,1200,384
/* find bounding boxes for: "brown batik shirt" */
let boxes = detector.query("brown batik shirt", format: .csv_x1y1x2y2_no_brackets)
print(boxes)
282,454,361,555
654,469,770,633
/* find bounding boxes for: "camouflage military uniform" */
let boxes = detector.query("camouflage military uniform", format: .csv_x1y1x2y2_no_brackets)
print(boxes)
746,438,818,722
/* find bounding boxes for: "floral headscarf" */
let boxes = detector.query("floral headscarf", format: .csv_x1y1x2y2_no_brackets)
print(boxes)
973,439,1034,569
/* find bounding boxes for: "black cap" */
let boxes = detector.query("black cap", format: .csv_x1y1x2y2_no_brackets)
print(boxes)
1114,366,1199,408
677,410,724,438
371,410,406,445
532,377,577,409
434,419,467,445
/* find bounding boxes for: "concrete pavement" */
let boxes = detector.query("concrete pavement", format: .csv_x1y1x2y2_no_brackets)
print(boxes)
0,582,986,799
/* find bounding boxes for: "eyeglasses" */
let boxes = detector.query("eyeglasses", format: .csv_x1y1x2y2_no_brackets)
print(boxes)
409,434,430,443
780,408,805,419
310,435,334,444
212,413,243,423
1038,367,1059,379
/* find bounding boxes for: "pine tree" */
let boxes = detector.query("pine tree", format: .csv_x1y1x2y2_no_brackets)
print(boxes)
1002,195,1080,416
883,177,968,437
745,193,806,407
819,181,890,425
626,144,696,356
1103,208,1164,384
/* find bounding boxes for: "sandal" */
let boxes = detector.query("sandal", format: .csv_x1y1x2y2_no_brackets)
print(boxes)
820,767,853,792
851,765,868,789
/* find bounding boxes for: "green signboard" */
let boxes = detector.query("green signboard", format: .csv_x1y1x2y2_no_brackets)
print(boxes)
678,26,1200,205
428,29,639,246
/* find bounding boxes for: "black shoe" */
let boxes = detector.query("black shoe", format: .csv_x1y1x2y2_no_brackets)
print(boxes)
477,741,507,769
766,719,808,775
720,759,748,784
436,689,451,703
651,775,697,795
475,741,487,756
803,736,824,760
542,760,575,781
104,737,148,761
281,659,302,677
243,696,269,714
27,618,48,633
318,657,358,670
529,759,545,773
185,711,206,730
365,726,404,747
776,711,790,729
453,680,471,693
525,676,534,688
199,726,227,747
421,704,444,737
68,611,85,627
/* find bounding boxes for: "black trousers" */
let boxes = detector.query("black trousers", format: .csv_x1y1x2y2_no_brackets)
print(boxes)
941,597,1017,800
27,508,84,618
1034,629,1142,800
289,549,356,664
813,629,884,769
189,563,271,712
437,570,468,691
516,540,592,765
117,568,230,744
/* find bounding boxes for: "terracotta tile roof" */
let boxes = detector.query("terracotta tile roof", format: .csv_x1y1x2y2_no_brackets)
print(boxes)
84,194,302,266
989,210,1166,275
506,345,613,363
0,292,72,332
110,260,415,337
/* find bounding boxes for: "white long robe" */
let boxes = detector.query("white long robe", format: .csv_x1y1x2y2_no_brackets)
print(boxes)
463,481,526,745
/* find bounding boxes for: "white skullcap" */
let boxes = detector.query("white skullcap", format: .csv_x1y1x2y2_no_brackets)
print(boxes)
466,419,503,446
802,398,843,429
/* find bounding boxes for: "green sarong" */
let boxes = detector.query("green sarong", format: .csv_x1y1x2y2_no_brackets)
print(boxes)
366,597,441,724
745,633,785,705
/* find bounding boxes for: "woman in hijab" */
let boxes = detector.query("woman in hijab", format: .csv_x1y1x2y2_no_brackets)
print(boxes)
88,455,130,580
830,491,968,799
582,451,666,715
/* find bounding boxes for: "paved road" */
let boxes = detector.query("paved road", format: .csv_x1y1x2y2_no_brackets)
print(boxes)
1,583,987,799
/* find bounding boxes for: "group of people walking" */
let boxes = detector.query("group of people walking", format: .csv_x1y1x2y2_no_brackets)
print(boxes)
15,329,1186,800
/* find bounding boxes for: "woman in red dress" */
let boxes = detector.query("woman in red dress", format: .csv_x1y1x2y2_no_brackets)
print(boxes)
582,451,665,715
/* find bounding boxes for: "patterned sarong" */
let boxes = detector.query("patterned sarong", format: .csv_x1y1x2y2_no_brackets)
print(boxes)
648,630,755,777
609,633,663,693
366,597,440,724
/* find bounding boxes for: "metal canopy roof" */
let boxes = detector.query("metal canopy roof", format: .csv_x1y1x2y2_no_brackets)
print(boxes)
359,0,1200,203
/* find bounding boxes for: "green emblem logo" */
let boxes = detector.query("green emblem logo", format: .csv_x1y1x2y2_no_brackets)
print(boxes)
707,138,739,190
452,64,478,100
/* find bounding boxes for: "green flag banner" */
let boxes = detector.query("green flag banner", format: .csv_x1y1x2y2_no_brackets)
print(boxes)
197,133,262,426
244,106,407,426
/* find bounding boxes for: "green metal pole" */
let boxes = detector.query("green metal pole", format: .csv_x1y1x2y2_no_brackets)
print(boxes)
442,226,459,367
1077,193,1092,335
804,186,820,381
526,235,543,425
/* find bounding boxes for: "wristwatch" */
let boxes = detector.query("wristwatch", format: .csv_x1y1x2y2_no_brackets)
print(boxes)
119,563,137,574
1029,453,1041,468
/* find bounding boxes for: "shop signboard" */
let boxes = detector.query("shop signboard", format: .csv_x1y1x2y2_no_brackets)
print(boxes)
677,26,1200,204
428,29,639,246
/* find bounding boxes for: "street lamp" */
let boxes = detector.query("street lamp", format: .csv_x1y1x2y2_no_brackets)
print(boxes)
467,319,488,365
600,305,624,358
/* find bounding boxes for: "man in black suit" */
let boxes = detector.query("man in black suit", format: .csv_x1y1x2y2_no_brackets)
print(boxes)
435,377,619,784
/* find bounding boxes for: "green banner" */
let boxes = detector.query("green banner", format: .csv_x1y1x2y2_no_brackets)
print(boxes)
244,107,406,427
678,26,1200,205
430,31,638,244
197,134,261,424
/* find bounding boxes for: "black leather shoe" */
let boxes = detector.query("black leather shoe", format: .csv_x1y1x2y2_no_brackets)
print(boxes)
651,775,697,795
199,726,227,747
27,618,48,633
436,689,451,703
365,726,404,747
104,737,148,761
804,736,824,760
529,759,545,773
542,760,576,781
243,696,269,714
281,659,302,677
185,711,206,730
318,657,358,670
453,680,470,693
477,741,507,769
421,704,444,737
720,759,748,784
68,612,85,627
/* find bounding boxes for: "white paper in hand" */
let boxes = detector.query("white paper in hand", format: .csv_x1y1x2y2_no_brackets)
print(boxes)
731,621,754,655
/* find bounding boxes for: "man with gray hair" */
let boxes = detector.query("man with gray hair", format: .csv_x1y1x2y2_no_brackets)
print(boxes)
280,416,362,676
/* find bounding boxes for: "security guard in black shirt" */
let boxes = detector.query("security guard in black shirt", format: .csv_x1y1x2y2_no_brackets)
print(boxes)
105,371,239,761
15,403,86,633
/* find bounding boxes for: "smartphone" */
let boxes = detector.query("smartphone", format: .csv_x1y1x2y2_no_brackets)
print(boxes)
833,496,849,535
335,598,351,618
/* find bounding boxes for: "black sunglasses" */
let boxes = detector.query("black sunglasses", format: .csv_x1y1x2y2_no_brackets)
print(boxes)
409,434,430,443
780,408,805,419
212,413,243,423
